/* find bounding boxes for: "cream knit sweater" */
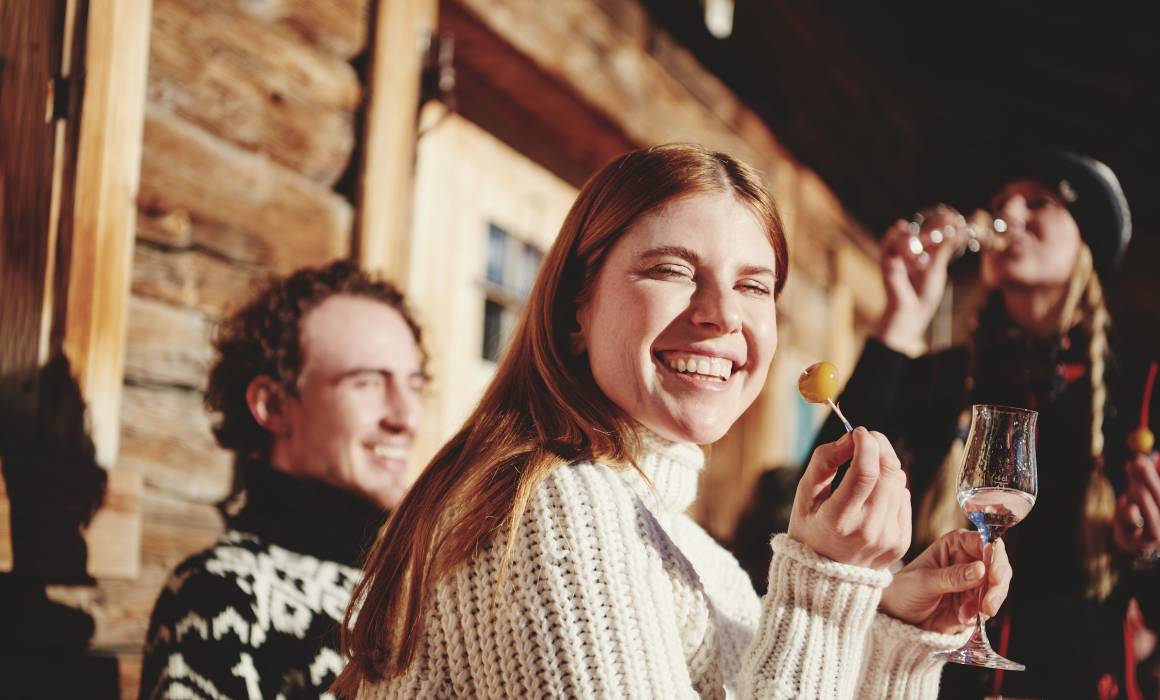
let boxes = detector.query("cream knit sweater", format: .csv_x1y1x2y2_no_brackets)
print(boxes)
359,434,966,699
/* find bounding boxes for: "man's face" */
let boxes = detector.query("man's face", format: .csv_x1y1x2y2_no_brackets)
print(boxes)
270,294,425,510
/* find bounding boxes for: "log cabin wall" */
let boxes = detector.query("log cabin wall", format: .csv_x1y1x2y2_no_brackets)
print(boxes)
6,1,881,697
36,1,368,696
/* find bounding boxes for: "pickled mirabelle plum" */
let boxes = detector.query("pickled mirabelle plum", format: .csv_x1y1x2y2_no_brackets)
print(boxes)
1127,426,1155,454
798,361,839,404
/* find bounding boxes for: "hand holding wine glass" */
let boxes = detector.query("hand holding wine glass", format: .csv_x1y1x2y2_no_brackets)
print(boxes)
881,530,1012,633
934,404,1038,671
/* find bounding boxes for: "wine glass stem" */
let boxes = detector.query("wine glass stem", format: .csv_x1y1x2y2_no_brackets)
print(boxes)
974,532,994,639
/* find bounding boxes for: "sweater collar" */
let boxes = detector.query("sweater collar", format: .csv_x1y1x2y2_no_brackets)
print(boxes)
227,462,387,567
622,428,705,515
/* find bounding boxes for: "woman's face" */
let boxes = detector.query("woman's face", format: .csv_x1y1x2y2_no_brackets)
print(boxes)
576,191,779,445
982,178,1082,289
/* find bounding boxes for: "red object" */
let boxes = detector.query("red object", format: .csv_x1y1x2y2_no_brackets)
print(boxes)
1141,361,1157,429
1060,362,1087,383
1123,603,1145,700
1099,673,1121,700
991,612,1014,697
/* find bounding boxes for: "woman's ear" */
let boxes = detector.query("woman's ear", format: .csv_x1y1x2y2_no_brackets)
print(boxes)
246,376,291,435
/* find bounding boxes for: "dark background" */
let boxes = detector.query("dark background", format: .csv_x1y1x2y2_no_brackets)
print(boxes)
643,1,1159,347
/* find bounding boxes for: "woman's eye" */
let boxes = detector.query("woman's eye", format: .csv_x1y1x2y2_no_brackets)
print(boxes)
738,281,771,296
649,264,693,279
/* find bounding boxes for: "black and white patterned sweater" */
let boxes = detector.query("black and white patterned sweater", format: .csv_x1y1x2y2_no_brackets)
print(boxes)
139,465,387,700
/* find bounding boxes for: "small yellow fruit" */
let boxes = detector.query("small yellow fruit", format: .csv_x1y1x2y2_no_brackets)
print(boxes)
1127,427,1155,454
799,361,839,404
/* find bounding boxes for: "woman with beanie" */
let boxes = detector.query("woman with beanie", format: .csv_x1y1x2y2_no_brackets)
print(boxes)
813,150,1160,699
332,144,1015,699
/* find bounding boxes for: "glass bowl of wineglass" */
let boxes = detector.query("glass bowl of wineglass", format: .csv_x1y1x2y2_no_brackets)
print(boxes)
906,204,1009,263
933,404,1038,670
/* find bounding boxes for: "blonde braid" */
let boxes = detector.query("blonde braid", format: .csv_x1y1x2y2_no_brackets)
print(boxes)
1073,247,1116,600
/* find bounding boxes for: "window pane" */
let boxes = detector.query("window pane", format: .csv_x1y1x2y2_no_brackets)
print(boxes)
486,224,508,285
518,242,544,297
482,299,504,362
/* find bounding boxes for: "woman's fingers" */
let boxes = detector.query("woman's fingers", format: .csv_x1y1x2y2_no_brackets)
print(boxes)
796,431,855,506
1126,483,1160,542
982,539,1011,616
830,427,881,515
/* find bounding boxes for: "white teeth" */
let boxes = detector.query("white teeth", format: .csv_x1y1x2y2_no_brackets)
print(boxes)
371,445,407,460
661,353,734,381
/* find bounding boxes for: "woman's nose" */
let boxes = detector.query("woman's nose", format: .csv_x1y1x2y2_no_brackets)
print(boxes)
996,195,1028,227
689,283,741,334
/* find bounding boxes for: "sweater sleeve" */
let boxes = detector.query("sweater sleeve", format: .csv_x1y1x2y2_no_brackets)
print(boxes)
736,535,895,699
857,613,970,699
139,563,259,700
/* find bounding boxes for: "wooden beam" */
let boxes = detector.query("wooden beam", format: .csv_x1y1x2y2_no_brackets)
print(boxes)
354,0,438,284
64,0,153,469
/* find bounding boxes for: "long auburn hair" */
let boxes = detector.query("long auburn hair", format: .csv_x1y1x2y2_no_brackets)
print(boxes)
332,144,788,694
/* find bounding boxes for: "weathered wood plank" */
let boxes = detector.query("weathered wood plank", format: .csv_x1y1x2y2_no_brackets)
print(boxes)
234,0,372,59
64,0,153,468
138,106,353,272
131,242,262,318
124,296,213,390
455,0,770,168
119,383,232,504
0,0,64,418
149,0,361,184
355,0,438,284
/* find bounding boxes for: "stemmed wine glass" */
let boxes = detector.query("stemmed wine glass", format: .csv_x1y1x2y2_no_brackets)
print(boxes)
933,404,1038,671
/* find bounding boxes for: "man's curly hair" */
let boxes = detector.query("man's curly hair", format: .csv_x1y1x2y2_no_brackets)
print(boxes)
205,259,427,462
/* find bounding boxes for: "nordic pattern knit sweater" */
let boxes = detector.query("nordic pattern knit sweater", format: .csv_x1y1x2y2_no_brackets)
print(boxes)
140,466,385,700
358,433,966,699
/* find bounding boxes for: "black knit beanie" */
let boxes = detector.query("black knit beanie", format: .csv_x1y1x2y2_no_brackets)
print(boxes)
995,150,1132,277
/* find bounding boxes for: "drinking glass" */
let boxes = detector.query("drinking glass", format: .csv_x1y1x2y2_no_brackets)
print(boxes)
905,204,1008,263
933,404,1038,670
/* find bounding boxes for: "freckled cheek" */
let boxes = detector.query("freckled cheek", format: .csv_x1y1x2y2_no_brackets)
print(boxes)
745,314,779,365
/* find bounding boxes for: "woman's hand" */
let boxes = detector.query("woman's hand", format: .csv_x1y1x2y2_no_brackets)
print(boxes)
874,215,962,356
879,529,1013,633
788,427,911,570
1113,451,1160,552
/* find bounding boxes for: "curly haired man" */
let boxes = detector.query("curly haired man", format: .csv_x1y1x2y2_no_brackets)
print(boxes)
139,260,427,700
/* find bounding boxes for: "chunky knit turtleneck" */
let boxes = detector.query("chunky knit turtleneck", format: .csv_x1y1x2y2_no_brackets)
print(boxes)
230,462,387,567
358,436,967,699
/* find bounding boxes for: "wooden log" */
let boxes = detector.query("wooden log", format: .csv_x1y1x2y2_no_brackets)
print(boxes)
124,296,213,390
149,0,361,185
119,383,233,504
131,241,263,319
85,467,143,579
233,0,372,59
138,106,353,272
46,498,222,651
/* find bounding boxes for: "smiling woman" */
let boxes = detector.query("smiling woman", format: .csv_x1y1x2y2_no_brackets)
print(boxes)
334,144,1009,699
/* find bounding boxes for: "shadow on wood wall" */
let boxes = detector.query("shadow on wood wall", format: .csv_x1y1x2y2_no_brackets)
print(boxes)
0,355,119,699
